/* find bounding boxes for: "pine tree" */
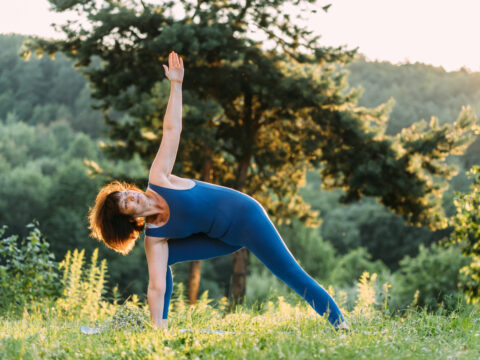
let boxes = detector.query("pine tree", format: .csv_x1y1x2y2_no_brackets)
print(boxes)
27,0,477,303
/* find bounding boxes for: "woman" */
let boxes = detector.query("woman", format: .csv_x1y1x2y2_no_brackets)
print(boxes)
89,51,345,330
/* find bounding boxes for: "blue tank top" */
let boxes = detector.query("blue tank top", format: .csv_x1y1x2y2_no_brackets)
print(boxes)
145,180,265,243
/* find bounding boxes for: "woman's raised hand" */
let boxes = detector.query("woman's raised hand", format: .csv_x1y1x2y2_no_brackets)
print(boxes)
163,51,184,84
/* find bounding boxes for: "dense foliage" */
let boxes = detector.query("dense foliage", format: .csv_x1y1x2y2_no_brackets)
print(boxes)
1,29,480,306
0,102,148,297
28,1,477,229
390,244,468,310
348,57,480,137
450,166,480,302
25,1,479,304
0,224,60,312
0,35,104,137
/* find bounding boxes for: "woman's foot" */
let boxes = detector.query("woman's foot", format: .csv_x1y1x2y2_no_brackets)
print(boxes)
337,321,351,332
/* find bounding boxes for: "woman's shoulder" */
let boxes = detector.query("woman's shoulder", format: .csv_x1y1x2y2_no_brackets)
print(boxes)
148,174,196,190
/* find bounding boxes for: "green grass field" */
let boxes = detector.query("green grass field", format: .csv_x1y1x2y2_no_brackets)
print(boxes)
1,296,479,360
1,249,478,359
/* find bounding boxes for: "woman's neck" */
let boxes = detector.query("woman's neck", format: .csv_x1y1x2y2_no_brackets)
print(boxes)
138,191,169,221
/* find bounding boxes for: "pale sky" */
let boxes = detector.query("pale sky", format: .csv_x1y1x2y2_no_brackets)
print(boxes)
1,0,479,71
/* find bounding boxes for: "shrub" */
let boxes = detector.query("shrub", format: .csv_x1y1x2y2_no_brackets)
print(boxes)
107,303,151,332
449,165,480,303
0,223,60,313
330,247,389,287
390,244,469,311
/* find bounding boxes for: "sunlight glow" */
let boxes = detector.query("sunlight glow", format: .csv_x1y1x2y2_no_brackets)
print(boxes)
0,0,479,71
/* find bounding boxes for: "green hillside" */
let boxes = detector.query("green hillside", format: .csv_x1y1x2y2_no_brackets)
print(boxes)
0,33,478,309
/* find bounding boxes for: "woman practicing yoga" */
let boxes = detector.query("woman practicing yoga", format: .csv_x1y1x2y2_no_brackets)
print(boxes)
89,51,345,330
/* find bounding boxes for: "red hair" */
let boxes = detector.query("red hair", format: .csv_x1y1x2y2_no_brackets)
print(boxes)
88,181,145,255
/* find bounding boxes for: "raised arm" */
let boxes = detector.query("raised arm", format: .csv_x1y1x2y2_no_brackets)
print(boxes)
149,51,184,185
144,236,169,329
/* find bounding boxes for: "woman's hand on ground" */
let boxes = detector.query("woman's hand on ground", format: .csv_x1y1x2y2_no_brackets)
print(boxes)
163,51,184,83
152,319,168,331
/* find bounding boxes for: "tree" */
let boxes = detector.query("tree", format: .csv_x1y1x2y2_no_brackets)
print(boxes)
449,166,480,303
27,0,477,304
391,244,467,310
0,34,106,137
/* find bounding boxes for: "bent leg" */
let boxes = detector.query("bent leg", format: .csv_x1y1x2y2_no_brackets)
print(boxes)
162,233,242,319
243,215,344,326
168,233,242,265
163,266,173,319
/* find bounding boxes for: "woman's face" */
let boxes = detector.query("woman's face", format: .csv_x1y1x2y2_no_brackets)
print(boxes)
117,190,148,216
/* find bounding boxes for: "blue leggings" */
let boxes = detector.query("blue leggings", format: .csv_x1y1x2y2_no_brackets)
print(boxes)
163,233,344,326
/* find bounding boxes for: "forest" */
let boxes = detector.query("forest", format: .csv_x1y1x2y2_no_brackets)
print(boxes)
1,31,479,311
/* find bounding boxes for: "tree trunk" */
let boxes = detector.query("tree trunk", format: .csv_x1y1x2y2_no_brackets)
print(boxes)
231,248,249,305
230,84,258,305
187,260,202,305
231,156,252,304
186,146,213,305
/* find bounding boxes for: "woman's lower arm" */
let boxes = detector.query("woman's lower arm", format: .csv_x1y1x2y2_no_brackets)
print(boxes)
163,82,182,132
147,287,168,329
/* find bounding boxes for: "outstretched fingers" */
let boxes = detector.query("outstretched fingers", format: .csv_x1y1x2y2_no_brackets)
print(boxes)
173,52,178,67
174,52,181,68
167,51,183,67
163,52,173,75
163,51,184,81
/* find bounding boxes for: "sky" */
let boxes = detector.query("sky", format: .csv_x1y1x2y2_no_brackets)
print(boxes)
0,0,479,72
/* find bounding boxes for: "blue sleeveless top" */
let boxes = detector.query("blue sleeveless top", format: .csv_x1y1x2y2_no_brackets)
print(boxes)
144,180,265,244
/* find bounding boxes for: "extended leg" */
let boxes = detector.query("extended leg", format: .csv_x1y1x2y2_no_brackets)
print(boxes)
243,213,344,326
162,233,242,319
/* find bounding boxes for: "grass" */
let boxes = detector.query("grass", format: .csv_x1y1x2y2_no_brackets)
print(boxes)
1,247,478,359
1,296,479,360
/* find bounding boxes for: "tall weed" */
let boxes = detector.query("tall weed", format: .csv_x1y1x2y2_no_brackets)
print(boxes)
55,248,114,320
353,272,378,318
